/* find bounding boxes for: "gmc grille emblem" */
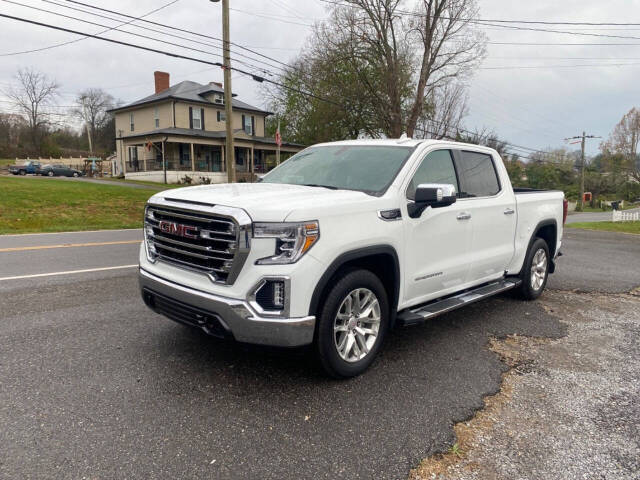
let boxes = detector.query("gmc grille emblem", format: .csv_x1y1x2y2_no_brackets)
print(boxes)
158,220,199,239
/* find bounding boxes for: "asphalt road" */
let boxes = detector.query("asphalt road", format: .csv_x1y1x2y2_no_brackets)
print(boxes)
0,228,637,479
565,207,640,224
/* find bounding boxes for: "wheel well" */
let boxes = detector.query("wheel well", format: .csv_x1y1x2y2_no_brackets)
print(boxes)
536,223,557,258
310,251,399,326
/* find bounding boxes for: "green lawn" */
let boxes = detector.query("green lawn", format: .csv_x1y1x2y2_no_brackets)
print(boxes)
98,177,184,188
567,221,640,234
0,176,162,234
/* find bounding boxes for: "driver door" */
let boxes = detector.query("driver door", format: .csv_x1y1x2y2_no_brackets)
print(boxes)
402,149,473,305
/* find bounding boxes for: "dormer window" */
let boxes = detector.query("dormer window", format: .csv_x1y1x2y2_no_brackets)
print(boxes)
214,94,223,104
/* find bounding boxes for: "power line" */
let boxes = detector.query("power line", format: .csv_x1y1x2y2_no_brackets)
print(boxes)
0,0,179,56
0,12,342,107
58,0,300,75
1,0,280,77
316,0,640,27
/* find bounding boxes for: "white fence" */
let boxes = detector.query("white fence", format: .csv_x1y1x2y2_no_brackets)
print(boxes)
612,210,640,222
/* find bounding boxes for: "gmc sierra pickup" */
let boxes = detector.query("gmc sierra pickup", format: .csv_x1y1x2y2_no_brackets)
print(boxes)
139,139,566,377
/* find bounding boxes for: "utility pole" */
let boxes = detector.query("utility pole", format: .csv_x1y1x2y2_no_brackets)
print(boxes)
211,0,235,183
564,132,601,211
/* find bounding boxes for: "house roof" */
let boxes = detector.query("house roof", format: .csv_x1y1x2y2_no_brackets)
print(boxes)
116,127,305,147
109,80,271,115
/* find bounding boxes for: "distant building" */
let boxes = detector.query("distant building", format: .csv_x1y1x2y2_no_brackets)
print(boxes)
110,71,302,183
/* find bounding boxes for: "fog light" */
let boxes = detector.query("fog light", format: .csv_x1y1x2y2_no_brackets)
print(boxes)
254,279,286,311
272,281,284,308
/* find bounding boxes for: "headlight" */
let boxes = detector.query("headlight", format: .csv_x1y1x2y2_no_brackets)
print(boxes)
253,221,319,265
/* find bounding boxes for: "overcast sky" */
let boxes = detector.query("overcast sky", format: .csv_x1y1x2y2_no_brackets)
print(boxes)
1,0,639,156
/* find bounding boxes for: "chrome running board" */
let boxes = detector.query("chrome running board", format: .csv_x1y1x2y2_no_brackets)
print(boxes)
397,278,521,326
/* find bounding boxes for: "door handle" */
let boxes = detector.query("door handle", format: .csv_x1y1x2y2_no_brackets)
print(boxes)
503,207,515,215
456,212,471,220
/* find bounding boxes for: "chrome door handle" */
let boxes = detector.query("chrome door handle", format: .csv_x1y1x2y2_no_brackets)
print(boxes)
504,207,515,215
456,212,471,220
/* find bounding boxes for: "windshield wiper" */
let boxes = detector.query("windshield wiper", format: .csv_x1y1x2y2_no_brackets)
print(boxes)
301,183,339,190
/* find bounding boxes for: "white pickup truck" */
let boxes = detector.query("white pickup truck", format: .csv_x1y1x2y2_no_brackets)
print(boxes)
139,139,567,377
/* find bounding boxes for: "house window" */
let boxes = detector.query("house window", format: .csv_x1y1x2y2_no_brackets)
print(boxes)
129,113,134,131
192,108,202,130
243,115,253,135
214,94,223,104
217,110,225,122
154,107,159,128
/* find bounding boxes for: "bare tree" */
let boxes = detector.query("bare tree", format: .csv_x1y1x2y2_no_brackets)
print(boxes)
601,107,640,181
4,68,59,152
73,88,115,154
416,82,469,139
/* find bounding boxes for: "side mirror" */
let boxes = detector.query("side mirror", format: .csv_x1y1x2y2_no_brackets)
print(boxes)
409,183,457,218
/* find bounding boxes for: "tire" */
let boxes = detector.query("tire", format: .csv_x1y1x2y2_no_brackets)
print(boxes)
47,171,54,177
72,172,79,177
315,269,389,378
19,170,26,176
516,237,550,300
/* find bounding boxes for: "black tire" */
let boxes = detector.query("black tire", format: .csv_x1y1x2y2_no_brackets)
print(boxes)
516,237,550,300
47,171,54,177
19,170,26,176
315,268,389,378
72,172,79,177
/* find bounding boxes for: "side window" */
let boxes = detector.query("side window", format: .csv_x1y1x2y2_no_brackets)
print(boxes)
406,149,459,200
458,151,500,197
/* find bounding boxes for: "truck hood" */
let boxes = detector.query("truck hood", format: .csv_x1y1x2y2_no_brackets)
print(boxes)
150,182,377,222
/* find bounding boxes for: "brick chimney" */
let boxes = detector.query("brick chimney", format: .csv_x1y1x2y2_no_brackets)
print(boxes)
154,71,170,94
210,81,223,89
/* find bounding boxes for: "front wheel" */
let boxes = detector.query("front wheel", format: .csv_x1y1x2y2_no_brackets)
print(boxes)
315,269,389,378
516,237,550,300
47,171,54,177
72,172,79,177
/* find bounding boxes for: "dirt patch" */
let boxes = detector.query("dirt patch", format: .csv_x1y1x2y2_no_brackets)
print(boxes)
410,290,640,480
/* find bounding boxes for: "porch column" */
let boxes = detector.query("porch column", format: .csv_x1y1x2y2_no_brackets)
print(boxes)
190,143,195,172
162,140,166,184
250,145,255,182
221,145,225,172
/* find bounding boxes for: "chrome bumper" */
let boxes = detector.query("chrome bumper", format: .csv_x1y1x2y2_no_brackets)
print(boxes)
139,268,315,347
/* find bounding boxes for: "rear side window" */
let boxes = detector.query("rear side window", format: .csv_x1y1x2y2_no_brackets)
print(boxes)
458,151,500,197
406,149,459,200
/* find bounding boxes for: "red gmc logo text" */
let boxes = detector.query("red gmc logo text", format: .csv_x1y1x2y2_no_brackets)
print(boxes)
158,221,199,239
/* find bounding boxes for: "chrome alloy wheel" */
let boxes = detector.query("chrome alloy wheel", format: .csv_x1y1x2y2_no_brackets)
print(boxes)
530,248,548,291
333,288,381,363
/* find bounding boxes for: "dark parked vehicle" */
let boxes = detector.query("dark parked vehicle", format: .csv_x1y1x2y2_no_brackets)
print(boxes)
39,164,83,177
9,161,41,175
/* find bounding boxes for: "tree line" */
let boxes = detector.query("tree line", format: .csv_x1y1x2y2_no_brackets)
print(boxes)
1,67,117,159
263,0,639,204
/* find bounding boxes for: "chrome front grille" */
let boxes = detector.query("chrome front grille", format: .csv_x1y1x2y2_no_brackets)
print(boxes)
144,201,250,284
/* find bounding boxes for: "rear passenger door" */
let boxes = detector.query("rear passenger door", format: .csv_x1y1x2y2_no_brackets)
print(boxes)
454,150,516,285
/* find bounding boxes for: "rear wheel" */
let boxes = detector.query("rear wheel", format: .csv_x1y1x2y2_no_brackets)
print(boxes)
72,172,79,177
47,171,54,177
516,237,550,300
19,170,26,176
315,269,389,378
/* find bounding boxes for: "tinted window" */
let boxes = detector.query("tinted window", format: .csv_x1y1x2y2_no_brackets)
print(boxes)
458,151,500,197
406,150,459,200
262,145,414,195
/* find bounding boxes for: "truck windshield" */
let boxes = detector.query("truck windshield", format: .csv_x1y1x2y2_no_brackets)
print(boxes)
260,145,414,195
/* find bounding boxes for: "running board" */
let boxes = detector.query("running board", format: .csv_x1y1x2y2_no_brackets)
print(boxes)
397,278,521,326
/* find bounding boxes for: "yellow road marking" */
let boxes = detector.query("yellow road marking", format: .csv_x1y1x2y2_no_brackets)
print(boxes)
0,240,141,253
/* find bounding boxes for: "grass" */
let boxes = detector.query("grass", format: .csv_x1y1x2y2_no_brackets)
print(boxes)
567,221,640,234
98,177,183,188
0,176,161,234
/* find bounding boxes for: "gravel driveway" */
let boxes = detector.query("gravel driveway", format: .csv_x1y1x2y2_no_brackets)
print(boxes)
411,289,640,480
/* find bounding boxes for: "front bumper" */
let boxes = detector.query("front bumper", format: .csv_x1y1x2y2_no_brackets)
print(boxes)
139,268,316,347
